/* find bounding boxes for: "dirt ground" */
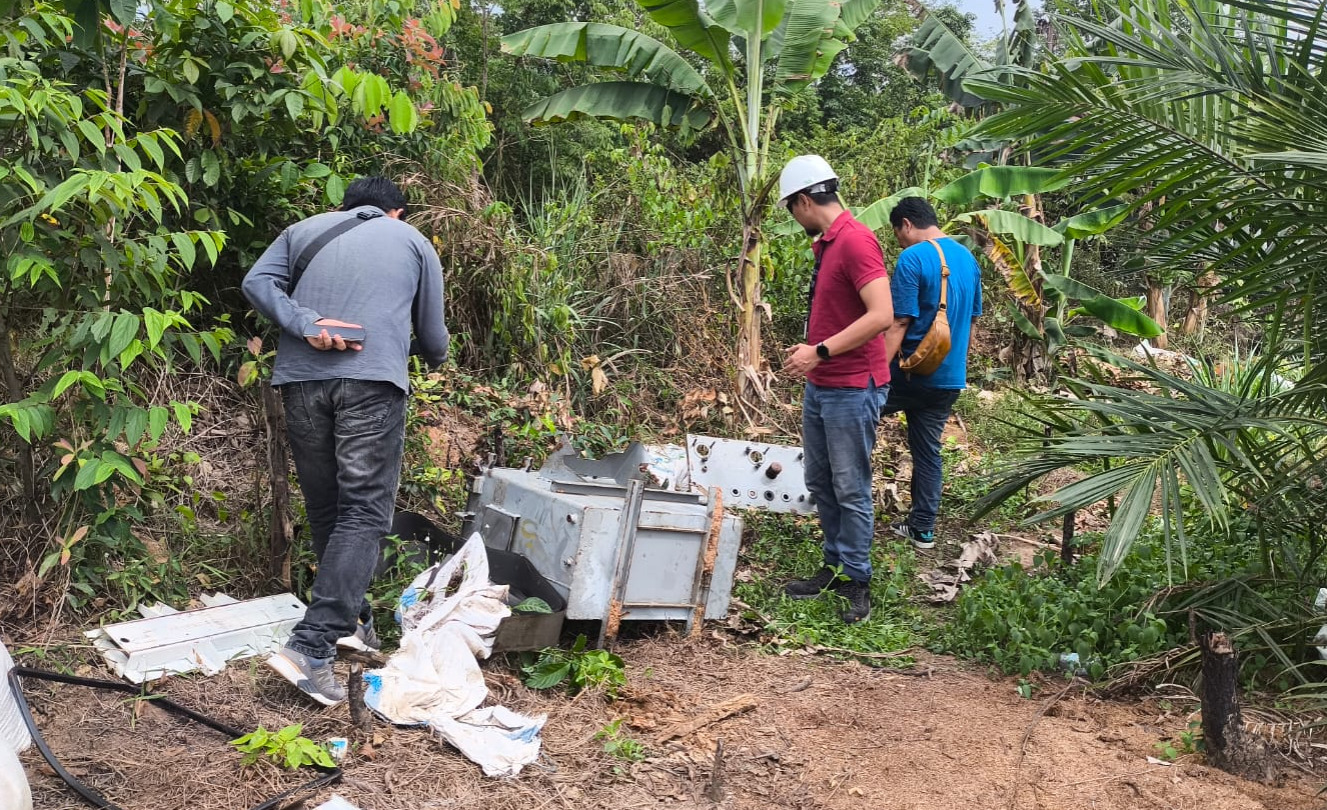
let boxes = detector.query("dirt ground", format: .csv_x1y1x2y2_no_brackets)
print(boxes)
18,634,1323,810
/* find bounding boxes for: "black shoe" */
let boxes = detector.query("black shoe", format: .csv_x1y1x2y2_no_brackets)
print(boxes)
838,580,872,624
784,567,842,599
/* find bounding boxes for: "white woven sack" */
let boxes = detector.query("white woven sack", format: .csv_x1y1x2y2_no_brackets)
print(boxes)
0,640,32,810
0,642,30,753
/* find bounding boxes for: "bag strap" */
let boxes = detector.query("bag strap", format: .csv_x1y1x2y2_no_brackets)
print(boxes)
927,238,951,313
287,210,383,296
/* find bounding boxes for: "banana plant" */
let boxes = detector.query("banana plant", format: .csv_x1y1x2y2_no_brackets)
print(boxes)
860,165,1161,378
501,0,882,404
939,166,1160,374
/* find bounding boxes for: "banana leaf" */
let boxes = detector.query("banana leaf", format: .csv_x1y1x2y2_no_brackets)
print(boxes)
853,186,925,231
898,14,991,109
983,233,1041,306
959,209,1064,247
635,0,732,66
707,0,787,39
1053,203,1130,239
521,81,712,130
1043,275,1164,337
774,0,843,90
501,23,709,96
934,165,1069,204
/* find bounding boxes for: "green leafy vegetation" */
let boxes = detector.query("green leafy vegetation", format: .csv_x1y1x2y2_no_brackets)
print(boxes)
521,635,628,696
231,724,335,770
937,545,1189,679
595,719,648,762
735,513,921,662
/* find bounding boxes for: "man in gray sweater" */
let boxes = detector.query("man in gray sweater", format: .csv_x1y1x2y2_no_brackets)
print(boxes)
243,177,449,705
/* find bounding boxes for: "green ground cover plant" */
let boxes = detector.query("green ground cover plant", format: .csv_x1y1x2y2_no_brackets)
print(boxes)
734,513,922,662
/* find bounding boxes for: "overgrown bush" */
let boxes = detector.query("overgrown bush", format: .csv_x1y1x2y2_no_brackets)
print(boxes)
934,528,1292,680
938,544,1187,678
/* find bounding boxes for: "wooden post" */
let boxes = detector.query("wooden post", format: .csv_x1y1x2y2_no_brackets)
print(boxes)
1061,512,1075,565
347,662,373,742
1199,631,1273,783
260,382,295,589
705,737,725,803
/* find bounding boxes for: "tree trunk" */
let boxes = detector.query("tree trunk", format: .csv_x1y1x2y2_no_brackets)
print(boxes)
1199,632,1274,783
734,216,769,405
260,381,295,589
1014,192,1047,382
1180,270,1217,337
0,303,37,519
1145,278,1169,349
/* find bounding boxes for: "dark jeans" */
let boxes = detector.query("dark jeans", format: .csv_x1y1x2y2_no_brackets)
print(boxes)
883,381,961,535
282,378,406,660
802,378,889,582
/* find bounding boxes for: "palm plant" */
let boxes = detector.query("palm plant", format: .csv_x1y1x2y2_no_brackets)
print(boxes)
500,0,882,405
962,0,1327,585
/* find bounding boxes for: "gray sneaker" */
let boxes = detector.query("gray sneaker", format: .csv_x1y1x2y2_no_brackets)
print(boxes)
266,647,346,706
336,622,381,653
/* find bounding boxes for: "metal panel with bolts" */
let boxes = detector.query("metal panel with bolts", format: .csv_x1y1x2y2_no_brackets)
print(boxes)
686,434,814,514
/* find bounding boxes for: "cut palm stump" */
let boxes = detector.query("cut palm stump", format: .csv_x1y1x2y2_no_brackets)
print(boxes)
1199,631,1274,783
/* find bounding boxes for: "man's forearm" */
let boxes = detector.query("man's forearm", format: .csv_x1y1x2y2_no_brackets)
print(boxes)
883,318,912,362
822,309,893,357
242,232,322,337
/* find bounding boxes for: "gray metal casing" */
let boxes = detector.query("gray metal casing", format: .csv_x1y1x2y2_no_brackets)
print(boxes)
471,468,741,622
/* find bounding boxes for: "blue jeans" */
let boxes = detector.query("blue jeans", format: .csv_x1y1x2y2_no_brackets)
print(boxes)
883,381,961,535
282,379,407,659
802,378,888,582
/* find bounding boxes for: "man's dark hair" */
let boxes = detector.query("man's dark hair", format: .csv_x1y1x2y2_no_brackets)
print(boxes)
787,179,841,209
890,196,939,229
341,176,408,214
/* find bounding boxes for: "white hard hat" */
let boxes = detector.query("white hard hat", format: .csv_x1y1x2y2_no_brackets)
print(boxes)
778,155,838,204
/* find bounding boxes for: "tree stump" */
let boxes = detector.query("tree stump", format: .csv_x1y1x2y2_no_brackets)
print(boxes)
1199,631,1274,783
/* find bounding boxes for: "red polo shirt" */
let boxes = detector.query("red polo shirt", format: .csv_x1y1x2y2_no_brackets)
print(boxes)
806,211,891,388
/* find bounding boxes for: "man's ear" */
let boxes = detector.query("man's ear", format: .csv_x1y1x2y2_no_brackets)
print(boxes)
386,208,405,220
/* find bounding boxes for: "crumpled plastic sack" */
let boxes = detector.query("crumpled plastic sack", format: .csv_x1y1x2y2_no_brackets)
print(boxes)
364,533,546,777
1,641,33,810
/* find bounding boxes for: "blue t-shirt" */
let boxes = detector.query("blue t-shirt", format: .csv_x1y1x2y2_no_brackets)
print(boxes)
890,237,982,389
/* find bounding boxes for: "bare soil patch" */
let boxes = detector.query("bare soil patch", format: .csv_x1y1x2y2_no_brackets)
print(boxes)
20,635,1320,810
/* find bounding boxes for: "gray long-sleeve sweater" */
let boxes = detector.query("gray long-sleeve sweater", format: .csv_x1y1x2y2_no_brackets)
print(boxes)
242,205,449,392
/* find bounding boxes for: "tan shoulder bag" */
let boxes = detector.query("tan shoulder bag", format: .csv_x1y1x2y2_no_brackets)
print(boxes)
897,239,952,377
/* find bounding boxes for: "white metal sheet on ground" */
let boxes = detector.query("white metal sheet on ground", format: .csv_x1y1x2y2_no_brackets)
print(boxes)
86,593,306,683
686,434,813,514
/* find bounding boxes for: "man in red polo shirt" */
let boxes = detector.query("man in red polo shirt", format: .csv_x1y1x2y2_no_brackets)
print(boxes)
778,155,894,624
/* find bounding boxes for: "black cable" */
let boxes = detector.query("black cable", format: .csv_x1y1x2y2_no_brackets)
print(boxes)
8,665,341,810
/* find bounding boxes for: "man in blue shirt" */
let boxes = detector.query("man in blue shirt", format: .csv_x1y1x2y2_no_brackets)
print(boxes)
882,197,982,550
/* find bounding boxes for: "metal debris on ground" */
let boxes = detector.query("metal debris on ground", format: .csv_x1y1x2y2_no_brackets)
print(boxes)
464,442,743,642
85,592,306,682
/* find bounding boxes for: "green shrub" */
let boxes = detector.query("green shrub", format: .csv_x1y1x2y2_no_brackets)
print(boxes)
937,544,1189,678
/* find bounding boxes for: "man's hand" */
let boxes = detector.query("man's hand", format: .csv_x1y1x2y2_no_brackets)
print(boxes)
783,343,821,378
306,318,364,352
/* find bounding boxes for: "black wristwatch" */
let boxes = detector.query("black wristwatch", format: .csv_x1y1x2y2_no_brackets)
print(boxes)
815,342,831,361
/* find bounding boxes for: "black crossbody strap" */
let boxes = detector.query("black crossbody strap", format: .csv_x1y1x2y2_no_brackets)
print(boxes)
287,211,382,296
